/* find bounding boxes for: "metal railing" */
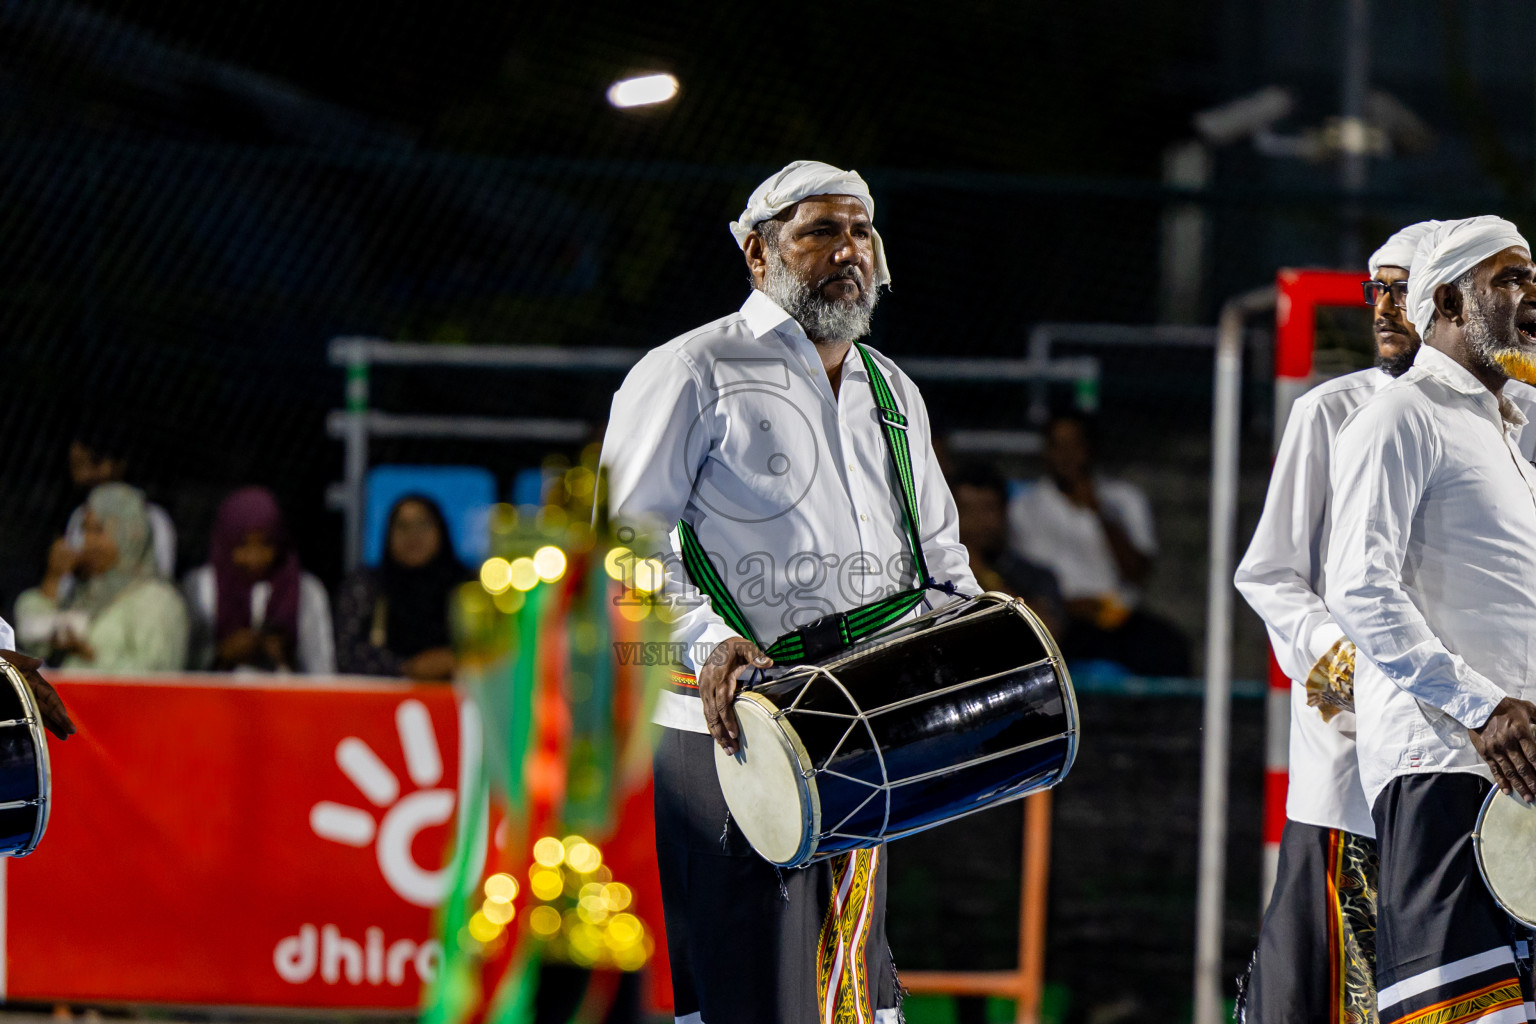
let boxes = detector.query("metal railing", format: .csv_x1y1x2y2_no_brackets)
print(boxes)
325,336,1102,571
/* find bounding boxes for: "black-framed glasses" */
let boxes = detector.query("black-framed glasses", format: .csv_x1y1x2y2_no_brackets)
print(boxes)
1363,280,1409,308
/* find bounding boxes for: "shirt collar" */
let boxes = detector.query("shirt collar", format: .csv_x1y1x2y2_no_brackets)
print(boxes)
1414,344,1529,429
740,289,796,339
1414,343,1490,398
738,289,869,382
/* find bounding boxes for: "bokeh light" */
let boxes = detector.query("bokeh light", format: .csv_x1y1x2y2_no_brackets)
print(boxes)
565,840,602,874
601,882,632,911
481,898,515,925
529,867,564,901
529,905,561,937
479,557,512,594
466,911,500,943
533,836,565,866
603,546,632,580
509,557,540,591
483,872,518,903
533,545,567,582
632,558,666,594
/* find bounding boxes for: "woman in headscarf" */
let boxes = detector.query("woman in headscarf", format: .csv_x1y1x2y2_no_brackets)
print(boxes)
183,486,335,674
334,494,469,681
15,483,188,671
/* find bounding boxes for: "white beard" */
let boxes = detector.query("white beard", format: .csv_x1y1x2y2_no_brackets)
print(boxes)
760,251,878,344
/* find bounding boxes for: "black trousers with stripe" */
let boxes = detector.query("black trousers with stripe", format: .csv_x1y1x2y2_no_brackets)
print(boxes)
1373,773,1534,1024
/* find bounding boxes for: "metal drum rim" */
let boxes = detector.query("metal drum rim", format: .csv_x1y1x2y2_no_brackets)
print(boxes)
0,659,50,857
735,689,823,868
989,591,1080,784
1471,784,1536,929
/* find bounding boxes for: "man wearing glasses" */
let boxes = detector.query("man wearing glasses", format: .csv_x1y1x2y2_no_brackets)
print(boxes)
1234,222,1439,1023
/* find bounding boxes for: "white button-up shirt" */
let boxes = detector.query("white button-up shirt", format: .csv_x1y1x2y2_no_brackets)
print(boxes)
1326,344,1536,808
1235,367,1388,836
601,290,979,733
1008,477,1156,606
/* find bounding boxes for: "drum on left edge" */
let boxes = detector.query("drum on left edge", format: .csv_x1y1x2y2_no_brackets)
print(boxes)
0,659,52,856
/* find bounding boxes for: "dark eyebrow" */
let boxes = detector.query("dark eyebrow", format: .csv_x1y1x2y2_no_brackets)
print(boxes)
800,216,871,231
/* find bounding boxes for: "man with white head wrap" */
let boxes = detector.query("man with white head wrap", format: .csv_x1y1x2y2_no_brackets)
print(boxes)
1234,220,1437,1024
601,161,978,1023
1326,214,1536,1024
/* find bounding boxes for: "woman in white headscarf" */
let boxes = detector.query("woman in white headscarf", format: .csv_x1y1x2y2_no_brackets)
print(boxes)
16,483,189,672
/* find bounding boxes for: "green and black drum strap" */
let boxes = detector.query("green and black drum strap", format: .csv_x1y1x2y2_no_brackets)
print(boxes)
673,343,953,663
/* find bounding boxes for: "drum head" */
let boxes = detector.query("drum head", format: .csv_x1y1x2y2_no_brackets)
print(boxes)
1474,788,1536,928
714,692,820,867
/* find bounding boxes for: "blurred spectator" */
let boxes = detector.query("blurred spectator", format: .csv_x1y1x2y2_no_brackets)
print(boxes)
1010,413,1190,676
183,487,335,674
65,424,176,580
950,458,1066,636
335,494,468,681
15,484,188,671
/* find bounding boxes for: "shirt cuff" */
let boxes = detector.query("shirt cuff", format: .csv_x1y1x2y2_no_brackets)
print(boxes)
1444,665,1507,730
684,622,744,674
1305,622,1347,671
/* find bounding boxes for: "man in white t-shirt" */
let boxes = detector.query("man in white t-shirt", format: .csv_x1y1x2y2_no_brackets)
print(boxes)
1009,412,1189,675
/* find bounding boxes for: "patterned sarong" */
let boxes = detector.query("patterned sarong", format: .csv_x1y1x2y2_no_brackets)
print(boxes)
816,848,884,1024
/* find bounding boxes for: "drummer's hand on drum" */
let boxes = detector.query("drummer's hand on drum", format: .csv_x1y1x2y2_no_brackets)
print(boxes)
1470,697,1536,803
0,650,75,741
699,637,771,755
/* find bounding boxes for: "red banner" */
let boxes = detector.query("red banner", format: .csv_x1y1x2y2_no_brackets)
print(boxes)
3,674,667,1010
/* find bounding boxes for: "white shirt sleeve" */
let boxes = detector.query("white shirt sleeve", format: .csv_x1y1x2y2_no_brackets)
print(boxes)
1324,393,1507,728
1234,397,1346,681
905,379,980,601
1106,481,1157,557
0,616,14,651
600,347,739,664
297,574,337,675
149,504,177,578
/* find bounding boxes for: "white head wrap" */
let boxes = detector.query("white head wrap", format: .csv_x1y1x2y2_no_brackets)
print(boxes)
729,160,891,288
1405,215,1530,339
1367,220,1443,277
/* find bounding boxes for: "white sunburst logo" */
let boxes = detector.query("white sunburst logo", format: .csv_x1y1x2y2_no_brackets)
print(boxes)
310,698,466,908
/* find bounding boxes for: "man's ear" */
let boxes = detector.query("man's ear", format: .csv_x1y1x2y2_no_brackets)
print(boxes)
1432,281,1464,325
743,232,767,287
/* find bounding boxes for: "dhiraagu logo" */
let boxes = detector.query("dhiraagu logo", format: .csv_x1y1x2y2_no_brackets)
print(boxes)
274,698,485,987
310,699,454,907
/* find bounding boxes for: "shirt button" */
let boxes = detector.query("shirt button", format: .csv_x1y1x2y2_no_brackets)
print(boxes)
848,463,856,472
859,513,868,522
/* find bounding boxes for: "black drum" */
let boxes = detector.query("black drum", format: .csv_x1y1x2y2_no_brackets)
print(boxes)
0,659,51,856
715,592,1078,867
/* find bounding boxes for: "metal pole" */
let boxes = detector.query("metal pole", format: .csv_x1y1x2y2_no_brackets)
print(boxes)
342,344,370,572
1338,0,1371,265
1194,286,1275,1024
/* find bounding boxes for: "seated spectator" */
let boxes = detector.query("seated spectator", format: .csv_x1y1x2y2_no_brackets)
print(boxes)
335,494,469,681
183,487,335,674
15,483,188,671
949,458,1066,636
1010,412,1190,676
65,422,176,580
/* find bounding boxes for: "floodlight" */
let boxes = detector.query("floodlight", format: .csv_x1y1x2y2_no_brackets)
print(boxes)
607,73,679,109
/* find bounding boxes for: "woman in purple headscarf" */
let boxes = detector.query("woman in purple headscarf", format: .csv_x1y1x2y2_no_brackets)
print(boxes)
182,487,335,674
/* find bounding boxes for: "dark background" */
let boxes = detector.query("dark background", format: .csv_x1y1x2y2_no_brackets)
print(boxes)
2,2,1534,1019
